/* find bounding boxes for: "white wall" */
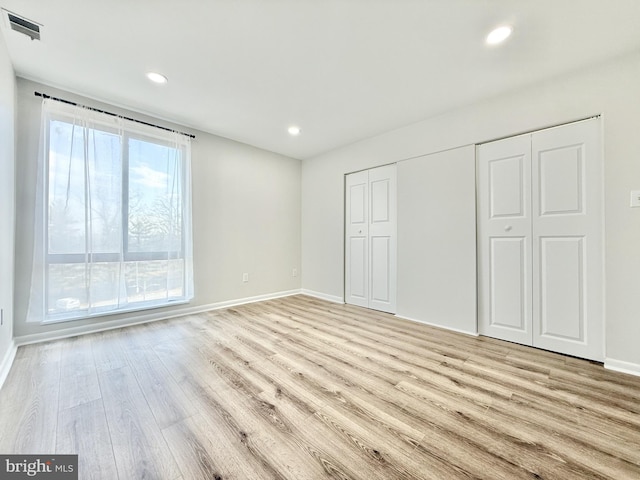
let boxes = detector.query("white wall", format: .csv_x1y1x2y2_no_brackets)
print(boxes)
14,78,301,339
397,146,477,335
302,52,640,370
0,32,16,377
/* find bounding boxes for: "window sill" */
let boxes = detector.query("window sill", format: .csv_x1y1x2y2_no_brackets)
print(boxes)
41,298,192,325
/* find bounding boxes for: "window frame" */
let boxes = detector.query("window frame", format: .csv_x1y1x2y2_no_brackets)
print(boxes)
41,113,191,322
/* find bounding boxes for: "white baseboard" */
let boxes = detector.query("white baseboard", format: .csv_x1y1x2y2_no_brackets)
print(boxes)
186,289,302,313
14,289,302,346
0,340,17,391
395,313,479,337
300,289,344,304
604,358,640,377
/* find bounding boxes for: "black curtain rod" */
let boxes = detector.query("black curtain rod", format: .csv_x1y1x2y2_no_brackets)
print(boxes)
34,91,196,139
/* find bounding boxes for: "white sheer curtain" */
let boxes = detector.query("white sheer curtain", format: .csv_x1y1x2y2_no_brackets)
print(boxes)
27,99,193,323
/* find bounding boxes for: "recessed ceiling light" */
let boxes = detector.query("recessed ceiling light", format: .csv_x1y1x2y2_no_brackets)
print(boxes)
486,25,513,45
288,125,301,136
146,72,168,84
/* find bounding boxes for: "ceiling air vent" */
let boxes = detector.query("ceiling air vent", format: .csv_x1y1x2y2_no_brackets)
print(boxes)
3,10,41,40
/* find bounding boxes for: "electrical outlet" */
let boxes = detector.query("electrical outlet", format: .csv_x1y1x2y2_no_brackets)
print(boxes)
242,273,249,283
292,268,298,277
631,190,640,207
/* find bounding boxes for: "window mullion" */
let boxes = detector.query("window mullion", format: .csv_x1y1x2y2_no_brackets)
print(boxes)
122,133,130,262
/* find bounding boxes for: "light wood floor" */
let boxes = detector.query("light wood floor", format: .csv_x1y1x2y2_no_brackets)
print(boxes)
1,295,639,479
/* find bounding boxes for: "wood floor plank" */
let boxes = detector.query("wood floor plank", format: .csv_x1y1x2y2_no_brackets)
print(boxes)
0,348,61,454
258,332,544,478
98,366,181,480
58,370,101,411
187,380,332,480
192,328,402,479
56,399,119,480
340,373,591,480
129,358,198,429
59,334,97,379
199,327,326,413
254,389,395,480
161,320,397,479
397,379,637,479
152,337,206,384
1,294,639,479
163,411,282,480
155,345,298,478
91,329,130,372
119,324,162,366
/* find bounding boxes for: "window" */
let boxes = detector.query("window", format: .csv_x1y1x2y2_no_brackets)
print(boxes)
28,99,193,323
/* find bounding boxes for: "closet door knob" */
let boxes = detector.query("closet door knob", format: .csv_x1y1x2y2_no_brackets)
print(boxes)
504,225,512,232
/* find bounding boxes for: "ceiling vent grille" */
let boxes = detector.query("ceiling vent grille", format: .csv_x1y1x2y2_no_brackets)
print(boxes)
3,10,41,40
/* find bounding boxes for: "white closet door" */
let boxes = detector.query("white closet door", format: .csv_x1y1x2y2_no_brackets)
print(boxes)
478,119,604,361
477,135,533,345
368,165,397,313
345,170,369,308
345,165,397,314
531,120,603,361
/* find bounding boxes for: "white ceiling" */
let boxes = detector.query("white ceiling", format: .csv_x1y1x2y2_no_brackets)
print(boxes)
1,1,640,159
